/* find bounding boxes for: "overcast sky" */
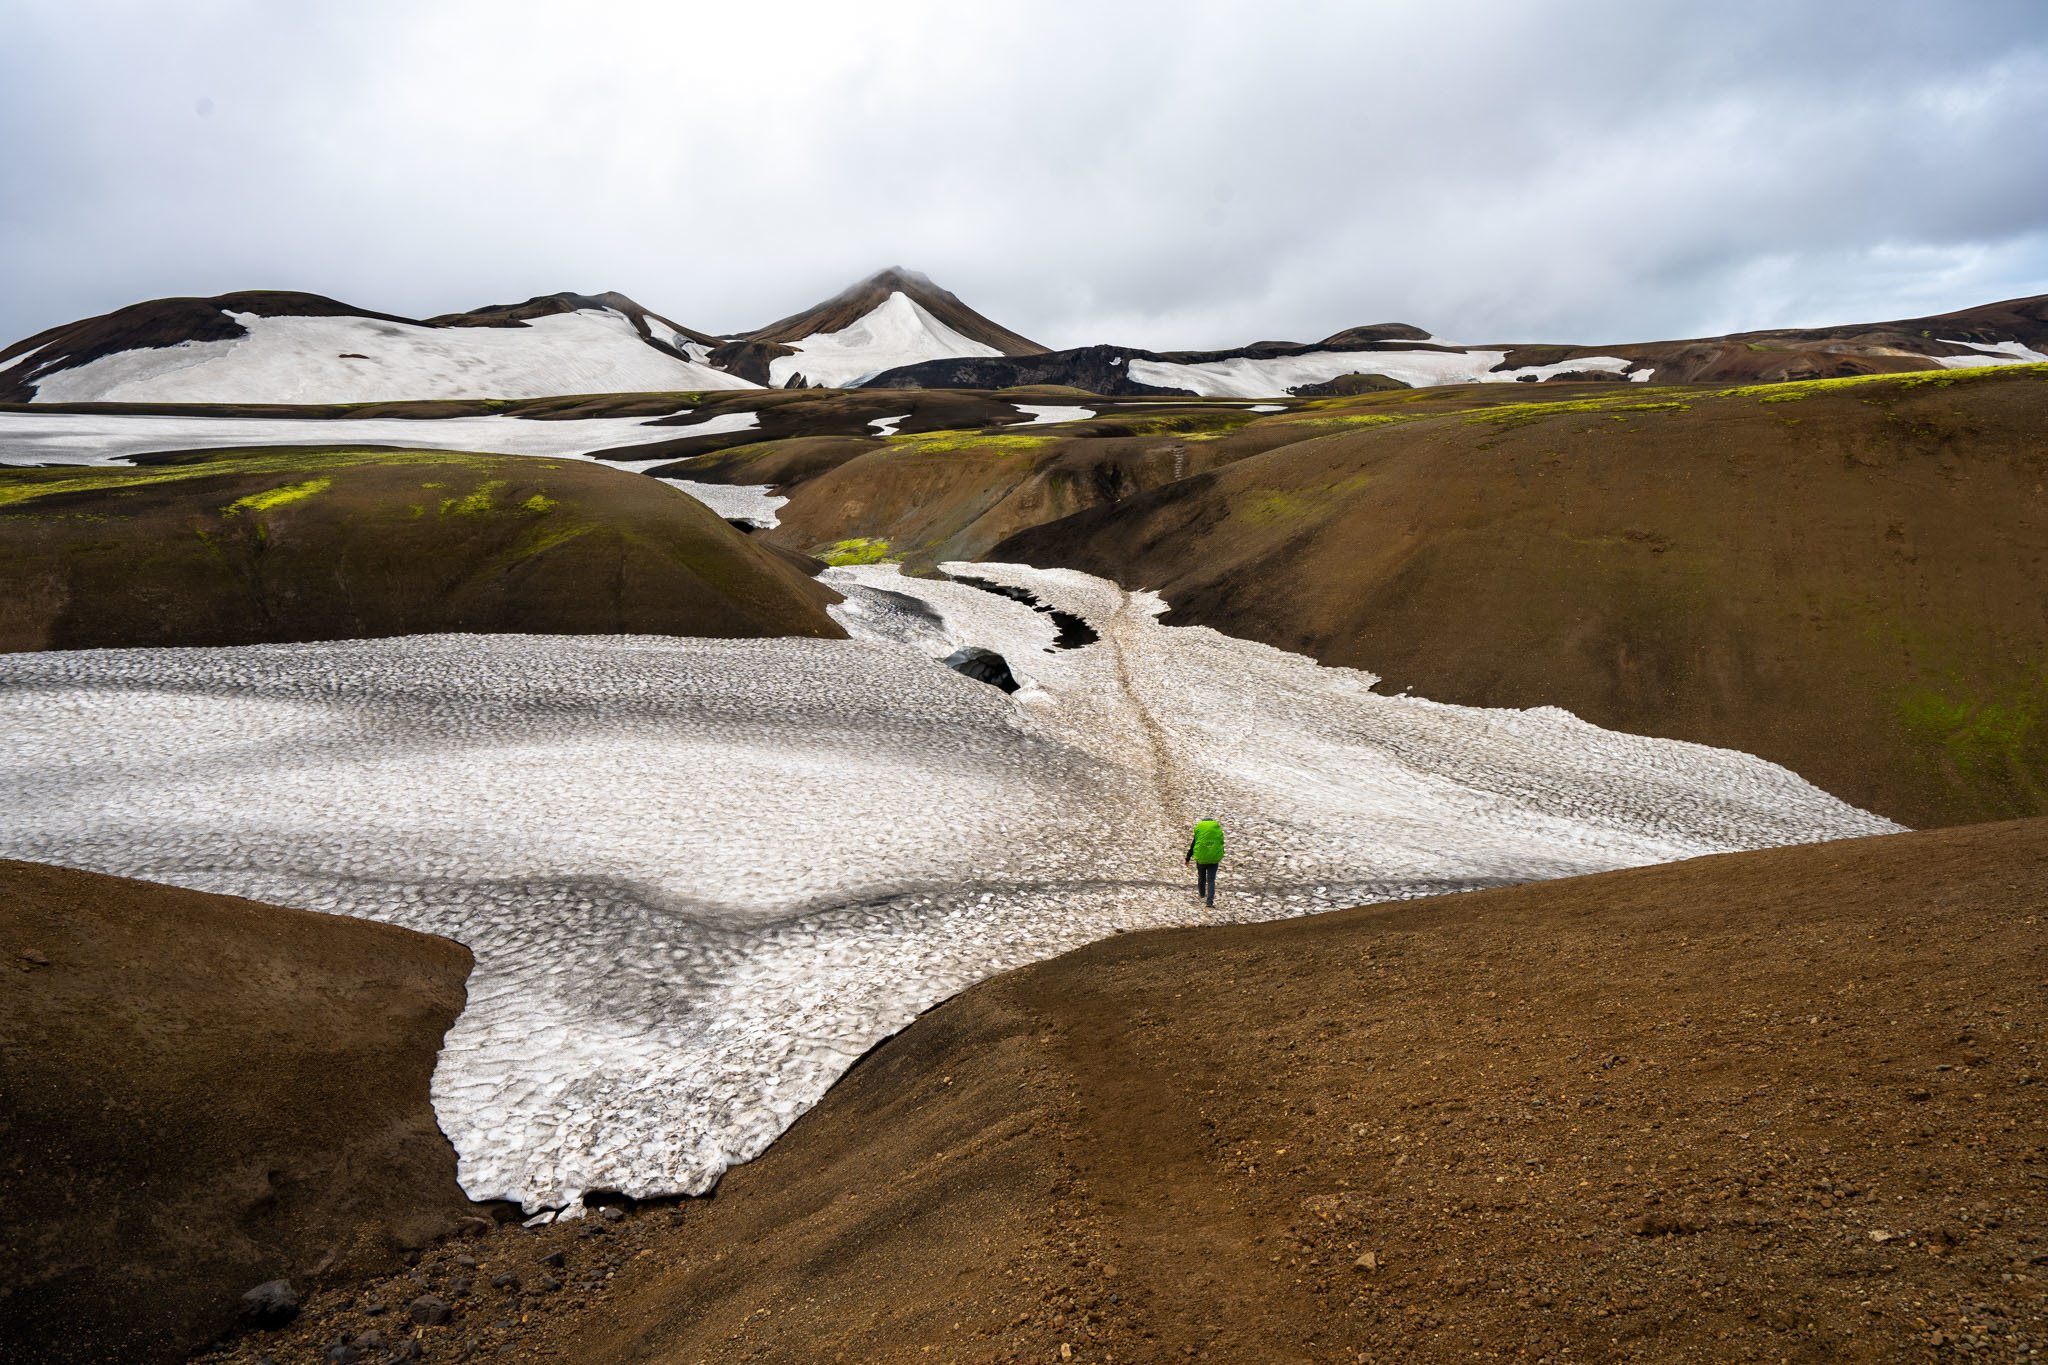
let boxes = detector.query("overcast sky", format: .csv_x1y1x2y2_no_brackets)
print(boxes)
4,1,2046,351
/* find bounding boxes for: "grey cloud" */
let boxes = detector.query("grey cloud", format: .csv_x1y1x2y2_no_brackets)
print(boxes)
1,0,2044,352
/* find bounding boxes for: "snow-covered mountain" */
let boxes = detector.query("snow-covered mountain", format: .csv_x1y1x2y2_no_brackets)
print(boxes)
4,273,2045,404
0,291,753,404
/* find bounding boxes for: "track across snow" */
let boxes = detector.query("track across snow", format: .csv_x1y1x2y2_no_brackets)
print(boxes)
0,566,1896,1211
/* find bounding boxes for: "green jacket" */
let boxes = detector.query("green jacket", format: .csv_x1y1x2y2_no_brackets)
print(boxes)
1186,819,1224,865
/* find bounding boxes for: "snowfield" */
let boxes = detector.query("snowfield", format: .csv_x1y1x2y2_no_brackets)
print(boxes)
0,408,761,466
1129,350,1643,397
0,565,1898,1212
1934,337,2048,367
26,306,759,404
767,291,1003,389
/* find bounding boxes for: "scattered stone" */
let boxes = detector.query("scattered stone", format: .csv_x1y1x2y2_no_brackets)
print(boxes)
600,1206,625,1224
491,1271,521,1291
448,1276,472,1298
534,1275,562,1294
1353,1251,1380,1271
1869,1229,1895,1243
351,1330,386,1351
942,645,1020,693
360,1294,387,1316
1906,1089,1932,1102
539,1250,566,1268
239,1279,301,1330
408,1292,453,1325
390,1341,423,1362
455,1253,479,1268
323,1344,362,1364
18,948,50,968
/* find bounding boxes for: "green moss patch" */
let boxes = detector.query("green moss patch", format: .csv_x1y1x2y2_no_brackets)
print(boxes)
818,537,893,566
884,431,1060,455
222,478,332,515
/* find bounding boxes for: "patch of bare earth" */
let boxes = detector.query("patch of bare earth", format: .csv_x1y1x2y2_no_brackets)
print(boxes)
211,819,2046,1363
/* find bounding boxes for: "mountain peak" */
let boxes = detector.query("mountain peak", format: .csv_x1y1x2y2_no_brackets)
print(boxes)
748,269,1045,356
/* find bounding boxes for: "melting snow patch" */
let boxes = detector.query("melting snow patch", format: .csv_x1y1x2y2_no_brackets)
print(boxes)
1933,338,2048,367
658,479,787,528
0,409,762,468
0,566,1897,1211
1010,404,1095,426
868,414,909,437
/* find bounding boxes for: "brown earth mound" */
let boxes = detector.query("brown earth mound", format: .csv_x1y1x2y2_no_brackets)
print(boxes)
745,267,1047,356
0,860,480,1365
0,448,845,651
206,819,2048,1363
997,366,2048,828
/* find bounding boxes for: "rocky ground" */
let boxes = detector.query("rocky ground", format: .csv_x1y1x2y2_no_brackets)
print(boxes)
0,861,482,1365
200,817,2047,1363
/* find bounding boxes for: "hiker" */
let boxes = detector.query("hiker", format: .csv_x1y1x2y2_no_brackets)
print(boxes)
1185,816,1225,906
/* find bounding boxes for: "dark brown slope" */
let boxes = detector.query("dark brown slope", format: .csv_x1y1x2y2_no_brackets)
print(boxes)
0,860,480,1365
998,366,2048,829
212,819,2048,1364
746,267,1048,354
0,448,845,652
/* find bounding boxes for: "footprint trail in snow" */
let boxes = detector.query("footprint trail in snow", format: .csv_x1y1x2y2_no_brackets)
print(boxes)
0,564,1897,1212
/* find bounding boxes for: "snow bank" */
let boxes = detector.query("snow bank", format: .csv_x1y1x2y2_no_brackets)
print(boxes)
766,292,1001,389
1011,403,1095,425
29,307,760,404
1129,349,1644,397
1934,338,2048,368
656,479,787,528
0,567,1895,1211
0,408,761,467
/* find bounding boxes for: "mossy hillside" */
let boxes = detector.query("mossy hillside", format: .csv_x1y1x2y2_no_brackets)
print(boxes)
882,429,1062,455
993,362,2048,827
0,448,843,651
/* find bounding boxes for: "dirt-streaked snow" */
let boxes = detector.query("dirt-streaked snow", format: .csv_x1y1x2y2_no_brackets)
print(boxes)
1130,350,1643,397
0,409,761,467
0,566,1896,1212
1934,338,2048,367
767,292,1002,389
28,307,759,404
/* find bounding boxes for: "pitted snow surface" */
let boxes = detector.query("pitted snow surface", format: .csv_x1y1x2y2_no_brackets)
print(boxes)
654,478,787,527
0,565,1897,1211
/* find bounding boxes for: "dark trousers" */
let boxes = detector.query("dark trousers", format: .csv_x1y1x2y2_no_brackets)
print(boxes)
1196,862,1218,905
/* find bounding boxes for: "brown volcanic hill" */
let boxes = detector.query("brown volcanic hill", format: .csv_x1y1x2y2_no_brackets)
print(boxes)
745,267,1049,354
428,290,725,352
0,859,480,1365
995,366,2048,829
206,818,2048,1364
0,448,845,652
1506,292,2048,386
